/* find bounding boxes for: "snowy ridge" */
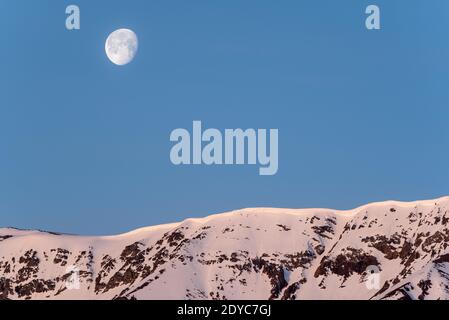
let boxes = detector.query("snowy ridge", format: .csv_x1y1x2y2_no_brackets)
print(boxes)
1,196,449,300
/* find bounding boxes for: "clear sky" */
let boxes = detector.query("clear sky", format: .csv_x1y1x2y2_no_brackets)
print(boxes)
1,0,448,235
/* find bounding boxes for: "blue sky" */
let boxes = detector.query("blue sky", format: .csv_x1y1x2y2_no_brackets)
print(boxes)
1,0,448,235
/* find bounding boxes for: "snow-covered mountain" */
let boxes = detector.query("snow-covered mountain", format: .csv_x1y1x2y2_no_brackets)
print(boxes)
1,196,449,300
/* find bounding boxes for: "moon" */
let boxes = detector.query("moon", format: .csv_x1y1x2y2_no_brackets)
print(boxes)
105,29,138,66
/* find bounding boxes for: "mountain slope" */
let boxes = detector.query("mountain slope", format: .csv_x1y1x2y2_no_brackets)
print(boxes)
1,197,449,300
